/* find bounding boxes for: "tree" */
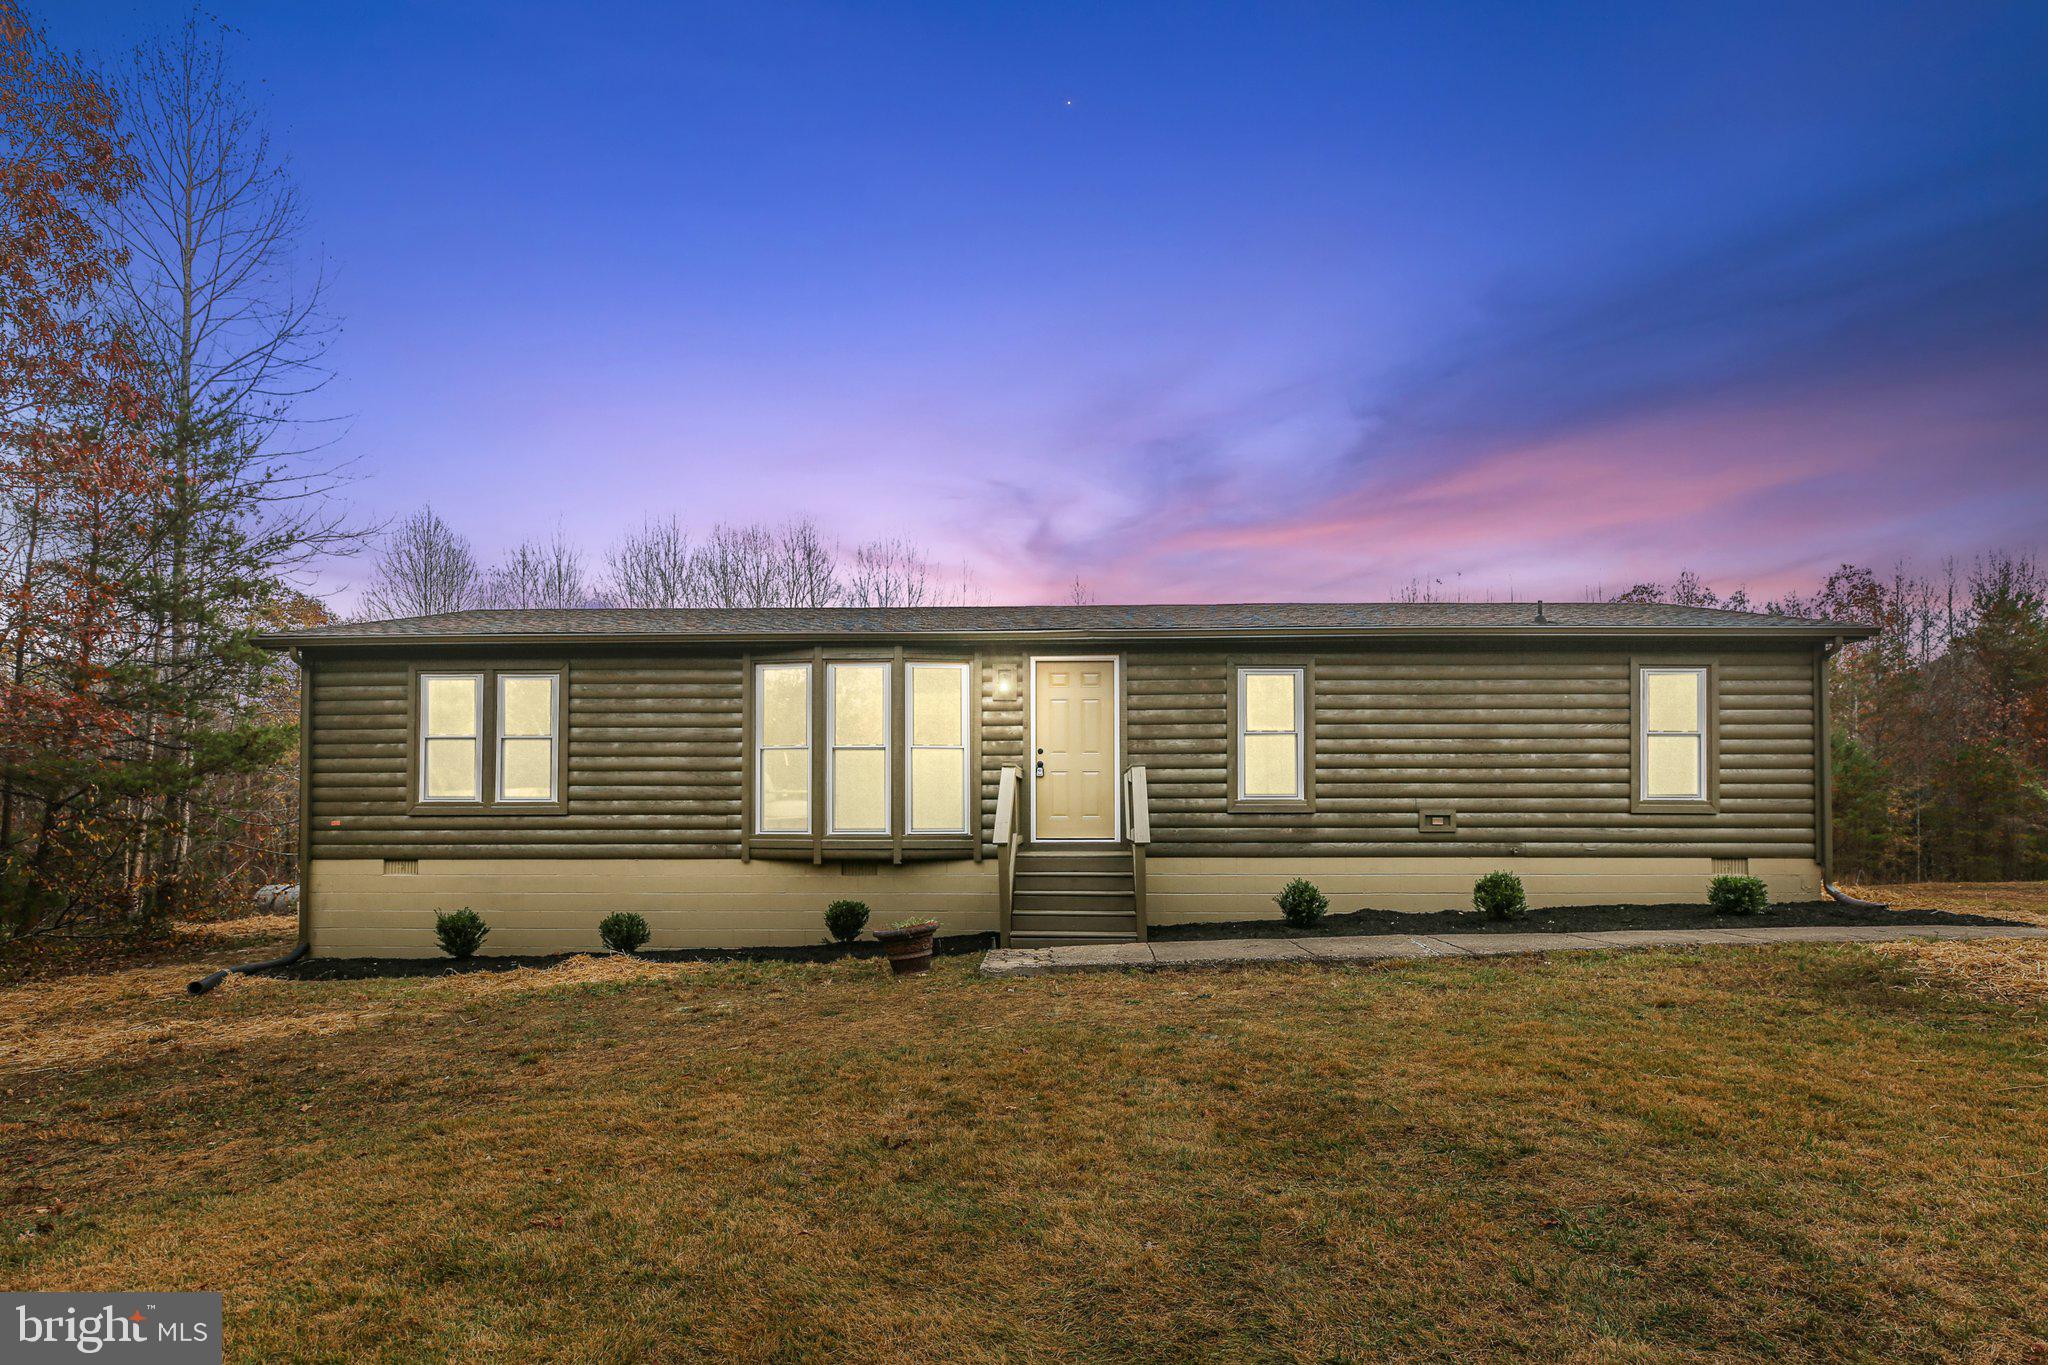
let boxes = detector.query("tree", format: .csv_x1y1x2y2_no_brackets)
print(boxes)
486,524,588,608
604,514,693,607
361,506,482,618
0,0,167,933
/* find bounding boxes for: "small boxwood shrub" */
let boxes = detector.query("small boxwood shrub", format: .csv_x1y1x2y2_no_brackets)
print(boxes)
599,911,651,953
1473,871,1526,921
825,898,871,943
434,907,489,959
1708,875,1770,915
1274,877,1329,929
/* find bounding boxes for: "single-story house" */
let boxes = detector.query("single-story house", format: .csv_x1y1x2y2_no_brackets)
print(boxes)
256,602,1876,956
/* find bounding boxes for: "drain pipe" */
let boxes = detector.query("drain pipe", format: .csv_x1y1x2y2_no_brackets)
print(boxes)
1824,882,1889,911
188,941,309,995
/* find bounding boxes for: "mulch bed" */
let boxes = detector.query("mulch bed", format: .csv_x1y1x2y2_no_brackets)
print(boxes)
1150,901,2028,942
274,931,997,981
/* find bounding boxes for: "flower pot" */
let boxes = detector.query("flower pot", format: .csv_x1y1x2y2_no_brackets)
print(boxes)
872,923,938,975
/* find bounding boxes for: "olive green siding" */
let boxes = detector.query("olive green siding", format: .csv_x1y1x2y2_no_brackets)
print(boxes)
305,638,1820,863
1123,642,1816,859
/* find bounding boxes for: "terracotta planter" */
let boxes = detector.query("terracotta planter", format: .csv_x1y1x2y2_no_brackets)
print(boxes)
872,922,938,975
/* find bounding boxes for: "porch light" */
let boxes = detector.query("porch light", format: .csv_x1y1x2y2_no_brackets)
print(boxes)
995,668,1015,697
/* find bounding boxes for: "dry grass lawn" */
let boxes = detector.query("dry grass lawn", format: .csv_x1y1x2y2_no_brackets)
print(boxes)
5,886,2048,1361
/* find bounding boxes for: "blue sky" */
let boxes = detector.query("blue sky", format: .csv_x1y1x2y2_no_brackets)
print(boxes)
50,0,2048,602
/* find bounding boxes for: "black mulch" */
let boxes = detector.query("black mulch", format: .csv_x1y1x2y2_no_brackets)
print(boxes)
274,931,996,981
1150,901,2027,942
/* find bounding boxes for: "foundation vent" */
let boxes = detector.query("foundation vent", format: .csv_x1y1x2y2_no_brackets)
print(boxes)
1711,858,1749,876
383,858,419,875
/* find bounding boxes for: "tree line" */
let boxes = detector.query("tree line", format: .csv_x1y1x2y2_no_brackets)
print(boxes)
359,508,983,616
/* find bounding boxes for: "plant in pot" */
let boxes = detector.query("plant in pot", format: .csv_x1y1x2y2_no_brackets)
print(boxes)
871,917,940,975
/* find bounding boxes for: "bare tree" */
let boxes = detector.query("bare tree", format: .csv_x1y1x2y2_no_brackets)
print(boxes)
604,514,694,607
843,537,940,607
1065,576,1097,606
691,522,783,607
486,524,587,608
775,516,840,607
361,507,481,618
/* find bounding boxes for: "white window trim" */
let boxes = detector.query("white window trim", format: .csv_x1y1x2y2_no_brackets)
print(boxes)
907,662,971,834
1639,666,1708,802
1236,666,1306,801
755,662,813,835
826,662,891,836
419,672,483,804
495,672,560,803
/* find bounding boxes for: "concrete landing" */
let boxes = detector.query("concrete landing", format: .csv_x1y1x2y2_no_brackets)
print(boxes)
978,922,2048,977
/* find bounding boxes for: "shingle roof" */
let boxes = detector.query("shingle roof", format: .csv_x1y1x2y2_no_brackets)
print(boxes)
261,601,1875,647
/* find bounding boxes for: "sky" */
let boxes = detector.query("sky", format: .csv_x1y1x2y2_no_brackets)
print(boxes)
50,0,2048,606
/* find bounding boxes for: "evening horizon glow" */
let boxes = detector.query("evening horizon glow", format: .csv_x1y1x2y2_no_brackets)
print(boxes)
51,1,2048,608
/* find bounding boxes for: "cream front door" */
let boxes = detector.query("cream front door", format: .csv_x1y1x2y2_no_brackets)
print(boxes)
1032,658,1117,840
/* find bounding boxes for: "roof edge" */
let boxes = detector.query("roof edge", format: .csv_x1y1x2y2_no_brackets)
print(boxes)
259,621,1881,650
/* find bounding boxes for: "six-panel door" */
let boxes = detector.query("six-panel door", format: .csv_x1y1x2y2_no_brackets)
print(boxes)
1033,658,1117,839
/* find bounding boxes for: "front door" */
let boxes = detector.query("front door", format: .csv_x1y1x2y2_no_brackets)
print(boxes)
1032,658,1117,840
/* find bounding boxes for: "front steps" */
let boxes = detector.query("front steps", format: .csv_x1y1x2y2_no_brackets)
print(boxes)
1008,845,1139,947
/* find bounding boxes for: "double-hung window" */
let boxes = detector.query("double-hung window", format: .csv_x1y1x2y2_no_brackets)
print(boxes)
908,663,970,833
497,674,559,802
420,674,482,802
756,663,812,833
828,663,890,834
414,666,563,809
1235,666,1308,804
1638,665,1710,804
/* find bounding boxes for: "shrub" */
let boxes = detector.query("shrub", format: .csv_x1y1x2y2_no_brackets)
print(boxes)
1274,877,1329,929
1708,875,1770,915
1473,872,1526,920
824,899,871,943
599,911,651,953
434,907,489,959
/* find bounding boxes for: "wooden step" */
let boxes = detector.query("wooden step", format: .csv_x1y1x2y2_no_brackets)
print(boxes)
1014,870,1133,892
1015,848,1129,873
1012,908,1140,934
1013,890,1135,913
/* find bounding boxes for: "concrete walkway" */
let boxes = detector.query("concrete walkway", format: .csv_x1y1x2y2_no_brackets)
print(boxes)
979,922,2048,976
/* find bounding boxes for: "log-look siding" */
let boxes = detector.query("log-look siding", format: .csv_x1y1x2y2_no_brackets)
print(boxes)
1123,643,1818,859
308,639,1820,862
309,653,745,859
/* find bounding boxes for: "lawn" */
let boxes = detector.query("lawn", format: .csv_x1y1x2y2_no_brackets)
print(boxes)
4,886,2047,1361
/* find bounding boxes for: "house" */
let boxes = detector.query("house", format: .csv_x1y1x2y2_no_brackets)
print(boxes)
257,603,1877,956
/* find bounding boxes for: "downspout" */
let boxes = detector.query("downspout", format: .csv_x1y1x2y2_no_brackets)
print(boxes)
1813,635,1888,909
190,648,315,993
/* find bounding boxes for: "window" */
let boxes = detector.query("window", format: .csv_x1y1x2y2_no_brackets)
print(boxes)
756,663,811,833
1236,667,1305,801
419,674,481,802
908,663,969,833
497,674,559,802
750,657,976,842
1640,667,1707,801
828,663,890,834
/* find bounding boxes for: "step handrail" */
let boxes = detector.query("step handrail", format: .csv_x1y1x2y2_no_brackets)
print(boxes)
1123,765,1150,941
995,764,1022,947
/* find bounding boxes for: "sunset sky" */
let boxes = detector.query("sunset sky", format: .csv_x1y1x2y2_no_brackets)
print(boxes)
55,1,2048,605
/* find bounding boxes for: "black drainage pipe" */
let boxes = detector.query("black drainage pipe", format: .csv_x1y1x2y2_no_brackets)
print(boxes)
1824,881,1890,911
188,942,310,995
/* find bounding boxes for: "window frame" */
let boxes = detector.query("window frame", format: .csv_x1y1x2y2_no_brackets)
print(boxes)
494,671,562,804
744,651,981,853
406,662,569,816
1226,658,1316,813
1629,658,1719,815
826,661,892,836
907,661,972,835
417,671,483,805
753,661,814,836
